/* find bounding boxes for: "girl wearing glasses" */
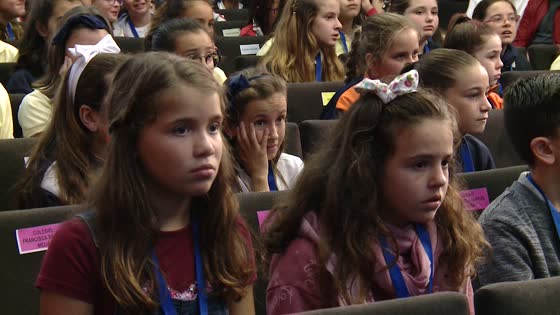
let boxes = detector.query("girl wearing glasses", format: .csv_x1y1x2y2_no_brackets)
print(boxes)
510,0,560,48
150,18,227,83
472,0,531,72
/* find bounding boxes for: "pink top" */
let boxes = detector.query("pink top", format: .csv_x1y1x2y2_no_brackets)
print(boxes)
266,212,474,315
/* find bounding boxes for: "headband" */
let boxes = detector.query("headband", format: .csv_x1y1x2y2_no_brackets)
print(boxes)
52,14,109,46
354,70,419,104
226,73,268,111
67,34,121,105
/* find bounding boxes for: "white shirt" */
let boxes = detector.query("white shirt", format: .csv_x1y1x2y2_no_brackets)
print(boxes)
40,161,61,198
113,15,150,38
236,153,304,192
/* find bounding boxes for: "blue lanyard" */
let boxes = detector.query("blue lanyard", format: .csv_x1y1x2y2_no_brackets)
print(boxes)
339,31,348,54
380,224,434,298
6,23,14,41
127,17,139,38
423,38,433,54
152,216,208,315
527,174,560,242
498,83,504,96
267,162,278,191
315,53,322,82
460,140,475,173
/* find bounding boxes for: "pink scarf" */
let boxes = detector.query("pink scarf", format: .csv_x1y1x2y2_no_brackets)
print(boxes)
300,212,472,308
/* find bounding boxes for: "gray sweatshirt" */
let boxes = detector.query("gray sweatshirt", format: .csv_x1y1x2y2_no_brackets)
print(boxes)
474,172,560,290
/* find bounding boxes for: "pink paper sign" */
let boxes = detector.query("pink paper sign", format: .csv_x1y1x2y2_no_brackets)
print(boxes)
460,188,490,211
15,223,62,254
257,210,270,229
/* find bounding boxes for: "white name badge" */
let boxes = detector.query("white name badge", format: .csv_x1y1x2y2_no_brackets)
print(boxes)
222,28,241,37
240,44,260,55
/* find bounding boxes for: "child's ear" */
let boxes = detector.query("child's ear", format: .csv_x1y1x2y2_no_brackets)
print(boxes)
79,105,102,133
223,122,237,139
365,53,378,77
531,137,556,166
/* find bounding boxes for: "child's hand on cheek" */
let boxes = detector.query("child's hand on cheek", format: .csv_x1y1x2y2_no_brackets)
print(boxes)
237,121,271,192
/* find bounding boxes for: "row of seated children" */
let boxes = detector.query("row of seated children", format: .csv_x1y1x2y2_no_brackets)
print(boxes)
0,0,539,93
0,0,556,314
32,46,560,314
3,0,286,96
16,8,303,209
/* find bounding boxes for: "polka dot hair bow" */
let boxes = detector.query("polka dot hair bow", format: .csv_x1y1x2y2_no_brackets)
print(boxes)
354,70,419,104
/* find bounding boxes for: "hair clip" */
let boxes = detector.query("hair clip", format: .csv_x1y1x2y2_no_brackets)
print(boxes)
354,70,419,104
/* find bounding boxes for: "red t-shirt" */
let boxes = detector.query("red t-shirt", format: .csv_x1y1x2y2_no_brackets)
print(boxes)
36,217,254,315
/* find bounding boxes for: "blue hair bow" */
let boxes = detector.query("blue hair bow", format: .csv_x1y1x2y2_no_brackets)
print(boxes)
52,15,110,46
226,73,268,111
226,74,251,107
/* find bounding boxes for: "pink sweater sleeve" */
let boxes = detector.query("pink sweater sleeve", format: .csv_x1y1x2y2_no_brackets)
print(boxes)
266,238,336,315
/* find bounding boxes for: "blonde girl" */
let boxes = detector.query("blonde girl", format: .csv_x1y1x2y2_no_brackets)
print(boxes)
258,0,345,83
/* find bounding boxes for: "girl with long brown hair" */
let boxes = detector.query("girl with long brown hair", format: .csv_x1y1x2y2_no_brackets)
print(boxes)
17,36,124,209
265,70,488,314
36,52,256,315
257,0,345,83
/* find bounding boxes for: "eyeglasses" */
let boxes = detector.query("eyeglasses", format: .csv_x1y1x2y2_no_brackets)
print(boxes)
185,52,221,68
485,14,519,24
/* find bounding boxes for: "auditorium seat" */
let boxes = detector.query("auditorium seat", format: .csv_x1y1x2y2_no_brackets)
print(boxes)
237,191,287,315
0,205,81,315
0,138,36,211
215,36,267,57
285,122,303,158
474,109,523,168
113,36,145,54
214,8,249,22
528,44,559,70
439,0,468,31
298,292,469,315
9,93,25,138
475,276,560,315
500,70,560,91
298,120,336,160
234,55,261,72
214,20,247,37
287,81,345,123
457,165,528,206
